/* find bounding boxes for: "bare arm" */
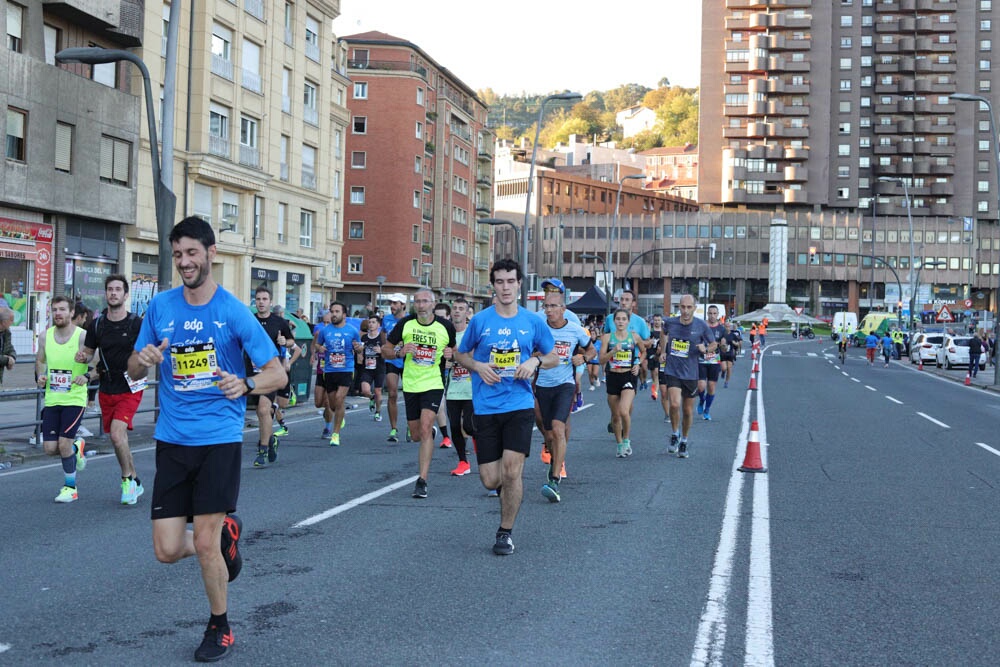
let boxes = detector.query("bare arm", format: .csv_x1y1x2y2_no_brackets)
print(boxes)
34,333,46,387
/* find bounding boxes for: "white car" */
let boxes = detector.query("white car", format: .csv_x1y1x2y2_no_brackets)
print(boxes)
935,335,988,370
909,333,944,364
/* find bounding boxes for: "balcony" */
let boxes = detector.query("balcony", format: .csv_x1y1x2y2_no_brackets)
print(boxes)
241,69,261,94
784,146,809,161
477,176,492,187
476,231,489,243
348,59,428,78
422,207,433,221
303,106,318,126
238,144,260,168
478,149,492,161
208,135,229,158
305,41,320,62
783,189,809,204
211,54,233,80
475,205,491,215
450,123,472,142
784,165,807,181
475,260,489,270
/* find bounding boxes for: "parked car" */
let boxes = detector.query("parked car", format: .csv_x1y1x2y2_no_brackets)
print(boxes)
935,335,988,370
909,333,944,364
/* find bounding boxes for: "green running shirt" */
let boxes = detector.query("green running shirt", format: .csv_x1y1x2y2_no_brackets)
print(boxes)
386,315,456,393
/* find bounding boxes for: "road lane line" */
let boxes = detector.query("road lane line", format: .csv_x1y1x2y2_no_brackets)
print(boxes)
841,371,849,376
851,378,860,383
864,385,877,391
294,475,420,528
975,442,1000,458
0,643,10,654
916,412,950,429
807,352,817,357
745,366,774,666
885,396,903,404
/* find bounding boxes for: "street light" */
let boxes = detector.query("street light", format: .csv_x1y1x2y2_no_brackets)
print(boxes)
478,217,521,301
376,275,385,311
56,47,176,291
610,173,646,294
421,262,434,288
878,176,916,328
951,92,1000,384
580,252,611,317
523,91,582,305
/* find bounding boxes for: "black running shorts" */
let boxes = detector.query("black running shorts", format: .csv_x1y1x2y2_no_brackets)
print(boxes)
535,383,575,431
698,364,722,382
322,371,354,392
151,441,241,521
474,408,534,465
41,405,85,442
665,375,699,398
605,371,637,397
403,388,443,422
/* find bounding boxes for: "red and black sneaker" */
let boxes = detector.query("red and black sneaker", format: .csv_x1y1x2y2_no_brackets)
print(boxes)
220,514,243,583
194,624,234,662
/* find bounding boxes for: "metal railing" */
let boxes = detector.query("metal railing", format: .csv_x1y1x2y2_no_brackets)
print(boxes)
211,54,233,80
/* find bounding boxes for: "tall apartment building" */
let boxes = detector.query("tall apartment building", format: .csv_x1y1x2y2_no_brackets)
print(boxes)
2,0,141,352
129,0,348,320
339,31,494,310
698,0,1000,315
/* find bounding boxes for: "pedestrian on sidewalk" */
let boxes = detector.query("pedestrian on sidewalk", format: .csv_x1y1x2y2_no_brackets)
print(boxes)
968,330,985,379
0,306,15,385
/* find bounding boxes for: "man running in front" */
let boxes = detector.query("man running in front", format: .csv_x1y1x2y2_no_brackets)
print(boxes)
384,287,456,499
77,274,146,503
659,294,715,459
128,217,286,662
36,296,90,503
316,302,362,446
455,259,557,555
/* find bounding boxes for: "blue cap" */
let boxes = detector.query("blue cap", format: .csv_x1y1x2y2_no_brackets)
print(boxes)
541,278,565,293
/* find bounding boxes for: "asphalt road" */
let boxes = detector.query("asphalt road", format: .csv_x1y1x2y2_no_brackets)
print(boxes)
1,338,998,665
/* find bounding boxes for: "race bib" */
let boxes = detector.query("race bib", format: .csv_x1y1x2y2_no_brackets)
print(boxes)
670,339,690,359
124,371,147,394
490,347,519,379
413,344,437,366
703,351,720,364
451,364,470,382
328,352,347,368
48,369,73,393
554,340,572,364
171,342,219,391
611,348,633,369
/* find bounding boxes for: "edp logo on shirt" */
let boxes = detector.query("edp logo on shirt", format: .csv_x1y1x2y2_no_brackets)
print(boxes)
183,319,204,333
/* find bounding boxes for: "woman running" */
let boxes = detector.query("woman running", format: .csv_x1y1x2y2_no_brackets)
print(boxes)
600,309,642,458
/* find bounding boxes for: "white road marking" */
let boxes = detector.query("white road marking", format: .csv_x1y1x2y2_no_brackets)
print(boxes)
851,378,860,383
916,412,950,429
841,371,849,376
864,385,877,392
0,643,10,654
770,351,782,356
974,442,1000,458
807,352,817,357
294,475,420,528
885,396,903,404
746,374,774,666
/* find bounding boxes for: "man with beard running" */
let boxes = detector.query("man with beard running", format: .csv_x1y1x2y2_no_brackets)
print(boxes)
658,294,716,459
316,302,363,446
696,305,729,421
77,274,146,503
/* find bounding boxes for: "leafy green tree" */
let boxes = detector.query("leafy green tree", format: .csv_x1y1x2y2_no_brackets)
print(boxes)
603,83,651,112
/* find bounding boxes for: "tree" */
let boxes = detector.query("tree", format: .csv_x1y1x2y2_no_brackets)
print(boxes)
603,83,651,112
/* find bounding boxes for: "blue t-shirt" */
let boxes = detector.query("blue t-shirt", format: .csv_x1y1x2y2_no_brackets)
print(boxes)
381,311,404,368
536,319,591,388
588,336,602,364
865,334,879,349
319,323,361,372
458,305,554,414
134,285,278,446
604,312,651,340
881,335,893,351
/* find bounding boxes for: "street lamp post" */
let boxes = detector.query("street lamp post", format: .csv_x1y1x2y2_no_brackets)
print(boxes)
56,48,177,291
523,92,582,306
951,92,1000,384
376,275,385,311
878,176,916,328
478,217,521,302
421,263,434,288
611,173,646,295
580,253,611,318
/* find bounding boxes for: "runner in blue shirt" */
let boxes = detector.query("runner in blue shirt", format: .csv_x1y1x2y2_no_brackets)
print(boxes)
315,302,362,446
455,259,558,556
128,217,286,662
380,293,407,441
310,311,333,437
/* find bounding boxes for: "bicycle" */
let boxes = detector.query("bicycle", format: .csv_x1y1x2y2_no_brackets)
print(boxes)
838,340,848,365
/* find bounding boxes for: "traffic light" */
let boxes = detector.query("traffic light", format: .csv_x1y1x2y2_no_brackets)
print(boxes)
809,246,817,264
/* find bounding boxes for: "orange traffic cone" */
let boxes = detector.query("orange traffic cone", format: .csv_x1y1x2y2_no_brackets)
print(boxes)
748,373,758,390
964,374,971,386
739,420,767,473
752,361,760,374
918,358,924,371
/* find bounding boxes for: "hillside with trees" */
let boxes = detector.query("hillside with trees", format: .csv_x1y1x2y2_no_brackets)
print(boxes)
478,81,699,150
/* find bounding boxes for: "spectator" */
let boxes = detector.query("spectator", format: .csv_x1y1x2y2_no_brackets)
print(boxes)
0,307,16,384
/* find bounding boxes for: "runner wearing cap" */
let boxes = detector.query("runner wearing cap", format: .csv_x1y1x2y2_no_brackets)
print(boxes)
381,294,408,442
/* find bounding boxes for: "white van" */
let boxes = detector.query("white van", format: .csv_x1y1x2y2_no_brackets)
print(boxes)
694,303,728,321
832,312,858,341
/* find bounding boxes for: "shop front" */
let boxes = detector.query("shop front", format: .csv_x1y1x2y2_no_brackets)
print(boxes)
0,216,54,354
250,267,279,303
285,271,305,314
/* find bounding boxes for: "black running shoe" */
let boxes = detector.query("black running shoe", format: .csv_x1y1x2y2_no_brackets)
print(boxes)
668,433,679,454
678,441,689,459
412,477,428,498
194,624,234,662
220,514,243,582
493,532,514,556
267,434,278,463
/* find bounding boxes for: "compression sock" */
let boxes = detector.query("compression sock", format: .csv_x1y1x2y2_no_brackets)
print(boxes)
497,527,512,537
62,456,76,487
705,394,716,411
454,437,467,462
440,425,449,439
697,391,705,406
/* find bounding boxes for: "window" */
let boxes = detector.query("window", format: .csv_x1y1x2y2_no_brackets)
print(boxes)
304,15,319,60
91,52,117,88
221,190,239,232
99,135,130,186
837,187,850,200
353,82,368,99
279,135,288,181
837,165,850,178
300,209,314,247
413,191,421,208
415,122,423,139
334,129,342,157
415,155,422,174
840,58,851,70
839,80,852,91
54,122,73,172
981,20,992,32
840,38,852,49
239,116,258,167
211,23,233,79
277,203,287,242
981,60,992,72
348,255,363,274
353,116,367,134
350,186,365,204
192,183,212,223
839,101,851,113
979,181,990,193
349,220,364,239
301,144,316,189
351,151,366,168
412,225,420,243
44,23,59,64
303,81,318,125
5,108,25,160
242,40,261,93
209,103,229,156
840,15,852,27
416,87,424,105
6,1,23,52
333,170,340,198
838,144,851,157
253,196,263,239
983,40,992,52
281,68,291,113
283,2,293,44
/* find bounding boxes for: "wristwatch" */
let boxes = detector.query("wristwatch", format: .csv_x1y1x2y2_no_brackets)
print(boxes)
243,377,256,395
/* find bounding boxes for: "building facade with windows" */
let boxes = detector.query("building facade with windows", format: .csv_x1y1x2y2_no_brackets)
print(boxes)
130,0,348,320
339,31,494,310
1,0,141,352
696,0,1000,317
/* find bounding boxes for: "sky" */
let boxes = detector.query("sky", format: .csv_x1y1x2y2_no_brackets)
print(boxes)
333,1,702,97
